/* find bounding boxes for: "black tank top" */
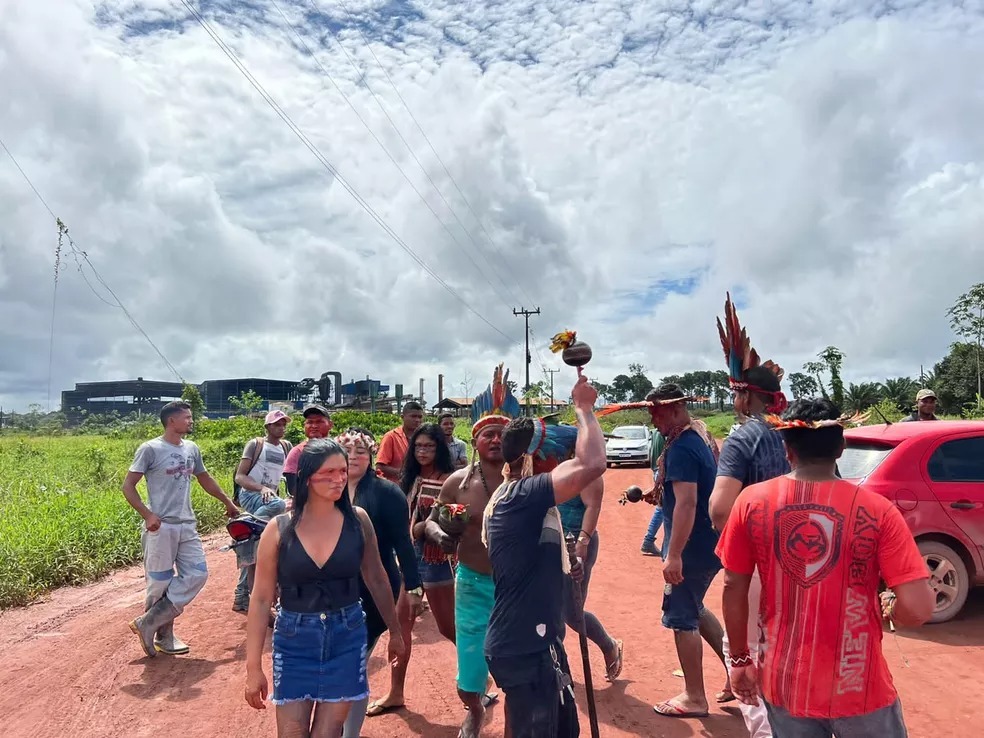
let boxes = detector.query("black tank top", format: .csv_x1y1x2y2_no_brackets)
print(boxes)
276,512,364,612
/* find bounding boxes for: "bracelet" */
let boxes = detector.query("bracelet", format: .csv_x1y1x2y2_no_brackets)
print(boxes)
728,652,753,667
577,531,592,543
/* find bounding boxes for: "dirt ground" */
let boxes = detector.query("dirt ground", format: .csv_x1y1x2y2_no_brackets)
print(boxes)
2,466,983,737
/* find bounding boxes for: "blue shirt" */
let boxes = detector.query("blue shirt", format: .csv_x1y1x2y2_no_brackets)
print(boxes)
557,494,586,534
662,429,720,570
485,474,566,658
717,416,790,488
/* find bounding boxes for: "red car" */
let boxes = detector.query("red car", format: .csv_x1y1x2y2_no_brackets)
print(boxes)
841,420,984,623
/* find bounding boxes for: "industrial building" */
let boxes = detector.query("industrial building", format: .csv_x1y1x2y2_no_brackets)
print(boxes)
59,372,405,423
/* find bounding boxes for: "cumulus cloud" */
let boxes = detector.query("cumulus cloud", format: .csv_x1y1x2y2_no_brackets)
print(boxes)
2,0,983,412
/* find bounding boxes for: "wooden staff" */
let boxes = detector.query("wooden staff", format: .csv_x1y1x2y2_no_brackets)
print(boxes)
566,532,600,738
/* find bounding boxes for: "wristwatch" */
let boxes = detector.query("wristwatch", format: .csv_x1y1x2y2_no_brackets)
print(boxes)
407,587,424,597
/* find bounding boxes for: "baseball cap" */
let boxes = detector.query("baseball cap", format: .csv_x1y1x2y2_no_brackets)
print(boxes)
916,389,937,402
302,404,330,418
264,409,291,425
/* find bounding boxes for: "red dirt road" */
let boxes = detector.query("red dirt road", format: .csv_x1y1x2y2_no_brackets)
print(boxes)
2,466,983,737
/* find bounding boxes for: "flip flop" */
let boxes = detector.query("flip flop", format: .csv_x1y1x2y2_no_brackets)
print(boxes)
605,639,624,682
716,690,737,704
464,692,499,711
653,701,709,718
366,701,404,717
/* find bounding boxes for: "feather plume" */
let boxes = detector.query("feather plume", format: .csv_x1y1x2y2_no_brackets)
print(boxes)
594,402,654,418
716,292,784,384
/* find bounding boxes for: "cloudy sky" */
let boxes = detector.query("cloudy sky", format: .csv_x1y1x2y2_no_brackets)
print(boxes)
2,0,983,412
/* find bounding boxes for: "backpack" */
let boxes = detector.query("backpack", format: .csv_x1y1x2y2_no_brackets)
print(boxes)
233,437,292,503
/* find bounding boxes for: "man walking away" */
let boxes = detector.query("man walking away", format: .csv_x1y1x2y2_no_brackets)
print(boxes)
231,409,293,613
377,401,424,483
641,427,666,555
122,401,239,657
717,398,935,737
483,371,606,738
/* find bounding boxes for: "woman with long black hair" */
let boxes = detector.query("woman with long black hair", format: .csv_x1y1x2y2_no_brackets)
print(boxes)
244,438,405,737
366,423,457,717
334,428,423,738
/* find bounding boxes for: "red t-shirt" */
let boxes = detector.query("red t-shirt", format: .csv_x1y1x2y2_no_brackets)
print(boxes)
716,477,928,719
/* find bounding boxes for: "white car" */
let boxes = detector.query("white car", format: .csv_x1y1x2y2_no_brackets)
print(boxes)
606,425,651,467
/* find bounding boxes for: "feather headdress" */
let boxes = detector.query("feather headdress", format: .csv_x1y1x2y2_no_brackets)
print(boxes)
470,363,521,437
526,414,579,461
716,292,788,413
764,411,869,431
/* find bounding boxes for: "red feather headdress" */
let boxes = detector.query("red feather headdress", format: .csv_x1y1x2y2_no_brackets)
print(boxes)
716,292,788,414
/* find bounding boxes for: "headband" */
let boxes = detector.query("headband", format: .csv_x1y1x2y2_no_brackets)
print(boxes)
335,429,379,456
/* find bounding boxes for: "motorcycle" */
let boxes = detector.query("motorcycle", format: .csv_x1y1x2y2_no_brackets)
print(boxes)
222,513,276,627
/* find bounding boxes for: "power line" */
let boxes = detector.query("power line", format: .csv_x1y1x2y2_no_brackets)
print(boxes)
175,0,518,345
513,306,541,415
0,135,186,384
308,0,535,307
267,0,516,310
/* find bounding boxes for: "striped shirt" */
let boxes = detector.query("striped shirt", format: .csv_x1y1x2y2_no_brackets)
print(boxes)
717,416,790,488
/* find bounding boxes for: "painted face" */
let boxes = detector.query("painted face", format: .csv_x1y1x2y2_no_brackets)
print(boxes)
266,418,289,439
342,440,372,481
474,425,504,462
308,453,348,501
440,417,455,438
413,434,438,465
304,414,331,439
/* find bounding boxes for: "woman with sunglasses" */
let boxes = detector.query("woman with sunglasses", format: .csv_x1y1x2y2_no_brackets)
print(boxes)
244,438,405,737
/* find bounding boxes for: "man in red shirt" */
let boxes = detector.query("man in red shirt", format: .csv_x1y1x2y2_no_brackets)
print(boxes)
377,401,425,483
716,398,934,736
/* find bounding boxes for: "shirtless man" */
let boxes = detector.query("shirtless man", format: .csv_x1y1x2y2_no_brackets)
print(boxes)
425,366,519,738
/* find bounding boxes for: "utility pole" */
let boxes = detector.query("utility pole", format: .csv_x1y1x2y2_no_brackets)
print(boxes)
513,306,540,415
545,368,560,413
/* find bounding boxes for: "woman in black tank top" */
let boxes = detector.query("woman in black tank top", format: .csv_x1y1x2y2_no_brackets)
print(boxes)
244,438,405,737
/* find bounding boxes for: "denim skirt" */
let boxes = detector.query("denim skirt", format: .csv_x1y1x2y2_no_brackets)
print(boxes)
271,601,369,704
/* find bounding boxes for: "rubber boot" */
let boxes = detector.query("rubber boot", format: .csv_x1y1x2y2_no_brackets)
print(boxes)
154,620,190,655
129,597,180,658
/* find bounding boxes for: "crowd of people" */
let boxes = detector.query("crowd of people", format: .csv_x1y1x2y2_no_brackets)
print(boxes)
121,294,939,738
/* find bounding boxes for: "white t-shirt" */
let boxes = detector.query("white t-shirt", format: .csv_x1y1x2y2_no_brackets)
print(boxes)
242,439,291,491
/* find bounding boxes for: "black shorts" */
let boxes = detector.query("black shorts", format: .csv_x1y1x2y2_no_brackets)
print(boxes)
486,641,580,738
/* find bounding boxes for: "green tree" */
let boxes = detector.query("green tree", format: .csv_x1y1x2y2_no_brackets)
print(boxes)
803,346,845,407
947,283,984,398
788,372,819,399
228,390,265,415
879,377,917,413
933,342,980,414
181,383,205,420
844,382,882,412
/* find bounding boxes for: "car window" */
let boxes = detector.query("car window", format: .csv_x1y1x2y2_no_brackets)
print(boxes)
613,427,647,440
927,437,984,482
840,442,894,480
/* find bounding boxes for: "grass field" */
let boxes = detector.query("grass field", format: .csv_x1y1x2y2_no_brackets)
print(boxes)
0,410,736,609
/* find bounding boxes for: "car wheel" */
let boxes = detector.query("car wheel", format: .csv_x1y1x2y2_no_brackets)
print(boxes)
918,540,970,624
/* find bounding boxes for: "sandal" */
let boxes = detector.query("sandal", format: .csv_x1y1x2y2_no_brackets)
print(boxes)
605,639,624,682
366,700,405,717
654,700,709,718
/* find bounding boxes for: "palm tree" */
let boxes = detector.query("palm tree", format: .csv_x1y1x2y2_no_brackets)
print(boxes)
844,382,882,412
880,377,917,413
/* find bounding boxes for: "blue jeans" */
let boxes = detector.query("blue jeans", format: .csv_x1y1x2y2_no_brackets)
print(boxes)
643,506,664,546
235,491,287,595
765,698,908,737
661,565,720,631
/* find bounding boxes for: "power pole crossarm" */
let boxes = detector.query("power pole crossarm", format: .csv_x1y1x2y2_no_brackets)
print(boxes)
545,368,560,412
513,306,541,416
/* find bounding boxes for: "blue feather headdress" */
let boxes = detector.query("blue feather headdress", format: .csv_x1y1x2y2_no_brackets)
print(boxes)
525,414,578,461
470,363,521,437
